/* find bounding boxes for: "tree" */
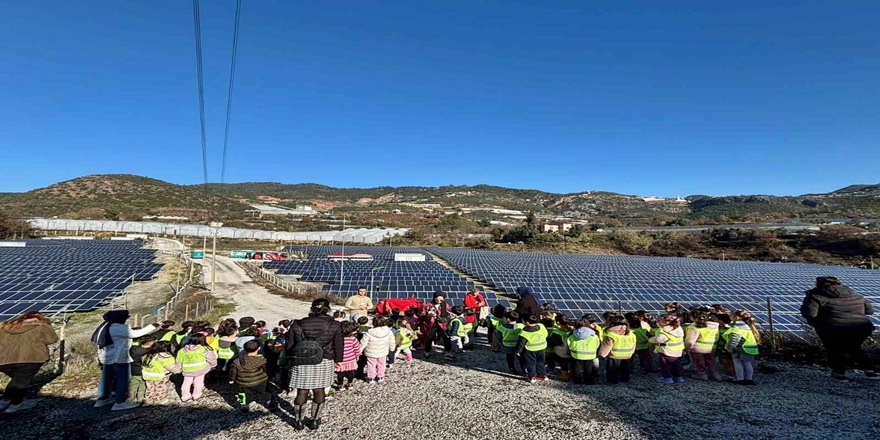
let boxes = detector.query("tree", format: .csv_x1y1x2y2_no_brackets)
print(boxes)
525,211,537,228
0,209,31,239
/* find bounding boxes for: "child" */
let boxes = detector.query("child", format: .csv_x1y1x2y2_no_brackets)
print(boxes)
462,309,477,350
356,316,371,336
389,308,403,324
359,317,396,384
157,321,177,342
599,316,636,384
229,340,274,411
542,317,559,373
495,311,525,374
141,341,181,405
685,311,722,381
404,307,420,329
649,314,685,384
128,334,157,405
626,312,657,374
548,316,573,380
255,320,269,342
486,304,506,352
446,306,468,361
332,311,347,322
568,319,599,385
517,315,549,383
724,310,760,385
216,326,239,372
394,319,416,363
174,321,195,346
334,322,360,390
175,333,217,401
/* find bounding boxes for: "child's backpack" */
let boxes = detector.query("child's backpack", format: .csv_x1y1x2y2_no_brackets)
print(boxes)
290,320,333,366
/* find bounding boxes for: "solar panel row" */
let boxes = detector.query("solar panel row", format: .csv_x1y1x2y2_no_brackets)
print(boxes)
0,240,163,320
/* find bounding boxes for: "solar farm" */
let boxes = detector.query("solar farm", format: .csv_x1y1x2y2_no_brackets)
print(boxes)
266,245,880,332
0,239,163,320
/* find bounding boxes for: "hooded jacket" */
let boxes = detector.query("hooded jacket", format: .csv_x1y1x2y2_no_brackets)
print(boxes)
598,324,631,359
176,344,218,376
229,354,268,386
648,325,685,358
359,326,396,358
800,285,874,332
513,287,540,321
0,320,59,365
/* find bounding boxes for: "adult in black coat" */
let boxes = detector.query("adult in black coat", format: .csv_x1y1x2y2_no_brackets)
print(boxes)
799,276,877,380
514,287,540,322
284,299,343,430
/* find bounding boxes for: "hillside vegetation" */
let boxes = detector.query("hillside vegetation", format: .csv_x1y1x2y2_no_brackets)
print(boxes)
1,174,879,225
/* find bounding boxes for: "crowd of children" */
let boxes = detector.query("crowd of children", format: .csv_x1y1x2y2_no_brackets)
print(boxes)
485,302,763,385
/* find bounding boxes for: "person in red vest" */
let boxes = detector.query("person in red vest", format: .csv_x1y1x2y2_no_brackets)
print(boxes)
463,287,488,348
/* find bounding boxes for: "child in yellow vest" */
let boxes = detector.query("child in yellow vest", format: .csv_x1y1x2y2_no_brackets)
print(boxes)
394,319,416,363
175,333,217,401
568,319,600,385
495,311,525,374
598,316,636,384
516,315,549,383
684,311,722,381
724,310,760,385
142,341,181,405
649,314,685,384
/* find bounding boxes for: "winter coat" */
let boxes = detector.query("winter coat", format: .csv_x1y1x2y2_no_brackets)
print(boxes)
0,320,59,365
359,326,396,358
229,354,268,386
685,321,720,354
235,336,259,354
648,325,685,358
129,345,151,376
97,324,159,365
800,285,875,333
513,287,540,321
598,324,631,359
463,293,487,311
286,315,344,362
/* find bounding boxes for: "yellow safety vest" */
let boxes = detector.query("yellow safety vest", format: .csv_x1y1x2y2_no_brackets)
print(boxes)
520,324,548,352
217,341,237,360
207,336,220,353
596,325,605,341
548,329,570,353
632,328,651,350
654,328,684,355
142,355,175,381
695,327,719,352
177,346,209,372
605,332,637,358
723,327,759,355
495,323,523,348
567,334,600,360
450,318,467,337
160,331,175,342
462,320,474,334
398,330,413,350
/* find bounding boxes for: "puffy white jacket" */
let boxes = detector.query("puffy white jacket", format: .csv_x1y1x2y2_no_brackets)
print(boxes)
359,326,396,358
97,323,159,364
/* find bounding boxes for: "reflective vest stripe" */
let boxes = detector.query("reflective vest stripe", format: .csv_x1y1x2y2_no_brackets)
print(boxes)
724,327,760,355
520,324,548,352
142,370,167,380
142,356,175,381
606,332,636,358
695,327,719,351
496,324,522,347
632,328,651,350
567,335,600,360
217,347,236,360
182,362,208,369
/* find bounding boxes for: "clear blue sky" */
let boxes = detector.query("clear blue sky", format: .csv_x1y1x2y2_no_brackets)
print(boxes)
2,1,878,196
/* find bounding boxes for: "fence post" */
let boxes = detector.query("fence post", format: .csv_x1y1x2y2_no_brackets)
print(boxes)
766,298,777,352
55,320,67,375
196,302,200,317
185,304,189,321
164,304,169,320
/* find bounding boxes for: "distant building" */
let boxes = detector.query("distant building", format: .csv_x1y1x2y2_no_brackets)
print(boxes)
543,221,573,233
142,215,190,221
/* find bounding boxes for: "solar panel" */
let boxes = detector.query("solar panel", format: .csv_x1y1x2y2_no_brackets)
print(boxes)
0,240,162,320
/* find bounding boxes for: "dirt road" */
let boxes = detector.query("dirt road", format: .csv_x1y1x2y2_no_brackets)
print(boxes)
202,255,311,324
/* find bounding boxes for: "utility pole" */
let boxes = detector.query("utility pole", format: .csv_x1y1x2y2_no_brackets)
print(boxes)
209,222,223,291
340,216,346,288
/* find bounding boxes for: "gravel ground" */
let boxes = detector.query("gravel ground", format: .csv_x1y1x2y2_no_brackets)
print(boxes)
4,339,878,440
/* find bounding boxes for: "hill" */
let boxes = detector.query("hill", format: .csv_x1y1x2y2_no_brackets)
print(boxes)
2,174,880,224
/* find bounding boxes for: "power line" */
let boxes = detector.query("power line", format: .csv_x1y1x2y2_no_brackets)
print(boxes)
220,0,242,184
192,0,209,185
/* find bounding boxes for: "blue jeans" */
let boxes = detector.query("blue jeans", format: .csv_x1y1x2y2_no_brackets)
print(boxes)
98,363,131,404
522,350,546,379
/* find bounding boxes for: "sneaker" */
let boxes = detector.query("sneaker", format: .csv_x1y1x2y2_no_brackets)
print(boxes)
368,379,377,385
537,375,549,381
528,377,537,384
743,380,757,386
692,374,709,381
94,398,115,408
304,417,322,431
4,400,39,414
344,382,352,390
673,377,685,384
377,378,385,384
507,368,517,375
863,371,880,380
111,401,142,411
157,399,170,405
0,400,10,411
388,364,394,369
656,377,674,384
733,380,749,385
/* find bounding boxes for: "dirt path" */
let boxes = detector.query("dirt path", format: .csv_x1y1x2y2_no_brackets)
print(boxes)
202,255,311,324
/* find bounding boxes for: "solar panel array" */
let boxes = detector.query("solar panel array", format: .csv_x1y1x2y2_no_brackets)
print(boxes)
268,246,506,305
0,240,162,320
428,247,880,332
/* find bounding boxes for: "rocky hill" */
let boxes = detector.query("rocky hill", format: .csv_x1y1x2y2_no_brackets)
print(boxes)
2,174,879,224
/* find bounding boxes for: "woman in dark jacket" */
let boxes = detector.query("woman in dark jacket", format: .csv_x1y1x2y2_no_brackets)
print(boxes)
513,287,540,322
285,299,343,431
800,276,878,381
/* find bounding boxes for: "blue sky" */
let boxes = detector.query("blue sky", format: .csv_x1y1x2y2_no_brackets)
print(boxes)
1,1,878,196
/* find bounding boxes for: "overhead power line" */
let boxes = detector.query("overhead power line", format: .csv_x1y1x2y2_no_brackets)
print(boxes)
192,0,209,185
220,0,242,184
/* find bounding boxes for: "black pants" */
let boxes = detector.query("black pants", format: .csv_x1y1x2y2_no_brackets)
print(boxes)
425,323,450,352
571,359,595,384
0,362,43,405
606,358,632,384
506,353,526,372
820,327,874,375
335,370,356,386
522,350,547,379
238,381,271,405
